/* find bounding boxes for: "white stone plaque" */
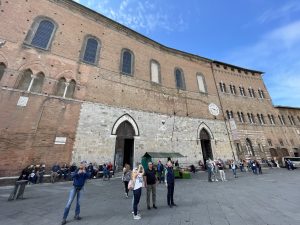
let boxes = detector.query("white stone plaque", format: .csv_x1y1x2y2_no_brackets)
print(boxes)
17,96,29,107
55,137,67,145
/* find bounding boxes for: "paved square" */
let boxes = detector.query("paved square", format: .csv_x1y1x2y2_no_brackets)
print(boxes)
0,169,299,225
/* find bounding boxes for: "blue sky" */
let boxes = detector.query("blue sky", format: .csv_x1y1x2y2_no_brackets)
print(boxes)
73,0,300,107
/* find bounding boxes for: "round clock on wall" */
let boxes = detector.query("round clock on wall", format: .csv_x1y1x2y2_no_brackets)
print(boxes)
208,103,220,116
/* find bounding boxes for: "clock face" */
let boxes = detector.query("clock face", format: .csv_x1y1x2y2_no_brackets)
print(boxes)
208,103,220,116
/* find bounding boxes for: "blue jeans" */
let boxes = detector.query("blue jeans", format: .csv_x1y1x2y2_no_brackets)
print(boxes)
133,188,142,216
232,168,237,177
63,186,81,219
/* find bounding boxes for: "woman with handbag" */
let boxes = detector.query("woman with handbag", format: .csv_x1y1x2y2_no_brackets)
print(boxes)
128,165,144,220
122,164,131,198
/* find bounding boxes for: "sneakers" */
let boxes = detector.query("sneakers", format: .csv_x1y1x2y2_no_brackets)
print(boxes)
125,193,128,198
74,215,82,220
61,219,66,225
133,215,141,220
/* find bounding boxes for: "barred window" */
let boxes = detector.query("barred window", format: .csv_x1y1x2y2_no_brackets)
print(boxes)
25,17,57,50
121,49,134,75
82,37,100,65
175,68,186,90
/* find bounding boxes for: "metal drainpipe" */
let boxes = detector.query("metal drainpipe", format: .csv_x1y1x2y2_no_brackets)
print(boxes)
209,62,236,161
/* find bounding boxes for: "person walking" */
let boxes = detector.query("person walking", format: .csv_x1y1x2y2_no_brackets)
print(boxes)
165,161,177,208
61,163,90,225
129,165,144,220
144,162,157,210
122,164,131,198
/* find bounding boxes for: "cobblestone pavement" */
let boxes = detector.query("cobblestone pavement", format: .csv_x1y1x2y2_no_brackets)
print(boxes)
0,168,300,225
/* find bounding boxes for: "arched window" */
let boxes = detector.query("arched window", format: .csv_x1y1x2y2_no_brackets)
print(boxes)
219,81,226,93
30,72,44,93
229,84,236,95
0,63,6,81
239,86,246,96
17,70,44,93
55,78,76,98
226,110,233,119
55,77,66,97
25,17,57,50
174,68,185,90
238,112,245,123
150,60,161,84
65,80,76,98
121,49,134,75
81,36,100,65
196,73,207,93
245,138,255,156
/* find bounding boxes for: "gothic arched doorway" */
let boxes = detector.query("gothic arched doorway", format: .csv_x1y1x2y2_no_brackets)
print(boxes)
200,129,213,166
114,121,135,171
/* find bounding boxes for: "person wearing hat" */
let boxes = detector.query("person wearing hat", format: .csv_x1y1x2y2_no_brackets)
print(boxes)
61,163,90,225
165,161,177,208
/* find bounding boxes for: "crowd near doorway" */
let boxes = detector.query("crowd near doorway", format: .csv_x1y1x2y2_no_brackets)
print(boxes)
114,121,135,171
200,129,213,167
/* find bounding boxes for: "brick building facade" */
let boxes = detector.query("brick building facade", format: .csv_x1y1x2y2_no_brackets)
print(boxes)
0,0,299,176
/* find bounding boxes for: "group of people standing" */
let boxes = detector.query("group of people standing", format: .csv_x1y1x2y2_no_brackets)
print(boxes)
206,158,267,182
123,161,177,220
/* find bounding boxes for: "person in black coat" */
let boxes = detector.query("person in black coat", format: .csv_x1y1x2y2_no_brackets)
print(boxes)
165,161,177,208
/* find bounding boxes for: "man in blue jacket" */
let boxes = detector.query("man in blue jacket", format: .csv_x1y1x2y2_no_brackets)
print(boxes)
165,161,177,208
61,163,90,225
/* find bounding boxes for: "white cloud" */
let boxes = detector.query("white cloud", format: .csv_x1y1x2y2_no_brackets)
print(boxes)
226,20,300,107
86,0,186,33
258,1,300,24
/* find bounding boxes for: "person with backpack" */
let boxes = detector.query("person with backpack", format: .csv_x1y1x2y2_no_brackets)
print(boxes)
157,160,164,183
